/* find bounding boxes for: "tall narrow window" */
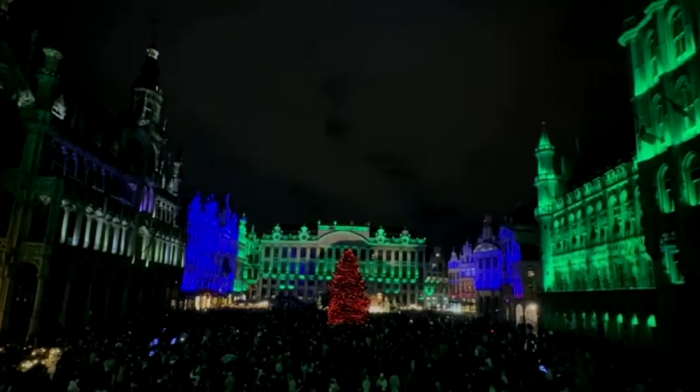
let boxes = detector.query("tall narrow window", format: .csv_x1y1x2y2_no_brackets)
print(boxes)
647,31,660,78
676,78,695,133
683,153,700,205
657,165,675,213
671,10,686,57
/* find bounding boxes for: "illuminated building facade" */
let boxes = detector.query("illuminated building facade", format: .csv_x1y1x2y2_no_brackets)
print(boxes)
254,223,427,307
0,4,184,340
618,0,699,359
535,0,700,353
447,245,476,313
181,194,238,307
472,216,504,316
181,194,261,308
499,204,542,327
424,247,448,309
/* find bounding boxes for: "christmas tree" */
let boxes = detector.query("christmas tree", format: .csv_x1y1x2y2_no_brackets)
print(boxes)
327,249,369,325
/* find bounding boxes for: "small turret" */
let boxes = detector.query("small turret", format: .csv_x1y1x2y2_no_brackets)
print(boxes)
534,122,561,215
482,215,494,242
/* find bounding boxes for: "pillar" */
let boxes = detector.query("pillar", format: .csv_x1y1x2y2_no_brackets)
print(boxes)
71,210,84,247
93,210,104,251
119,222,127,255
59,200,71,243
83,213,93,248
26,275,46,342
102,214,111,253
111,218,120,254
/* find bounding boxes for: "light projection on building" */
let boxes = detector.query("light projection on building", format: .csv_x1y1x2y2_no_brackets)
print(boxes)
534,125,657,292
181,194,239,294
255,223,427,305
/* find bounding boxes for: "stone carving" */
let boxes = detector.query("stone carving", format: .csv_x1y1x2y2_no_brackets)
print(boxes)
375,227,386,244
52,94,67,120
272,224,282,241
16,89,34,108
299,225,309,241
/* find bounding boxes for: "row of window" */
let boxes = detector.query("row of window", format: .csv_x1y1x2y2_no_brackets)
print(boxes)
59,205,183,266
552,187,640,253
657,152,700,211
636,6,693,93
262,246,425,262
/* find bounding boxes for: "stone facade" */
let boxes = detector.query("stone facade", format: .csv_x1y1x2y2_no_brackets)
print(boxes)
535,0,700,358
0,7,184,341
253,223,427,308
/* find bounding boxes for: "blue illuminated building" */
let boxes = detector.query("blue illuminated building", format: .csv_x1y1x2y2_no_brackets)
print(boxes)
181,193,239,297
460,216,527,317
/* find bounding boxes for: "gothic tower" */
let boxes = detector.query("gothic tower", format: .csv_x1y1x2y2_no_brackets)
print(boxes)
534,122,560,291
123,44,166,177
132,45,163,128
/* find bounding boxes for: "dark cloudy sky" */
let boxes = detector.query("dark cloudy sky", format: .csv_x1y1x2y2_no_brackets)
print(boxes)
22,0,635,247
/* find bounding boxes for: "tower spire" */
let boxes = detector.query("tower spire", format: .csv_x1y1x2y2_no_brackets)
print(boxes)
537,121,554,151
131,19,164,127
534,121,561,215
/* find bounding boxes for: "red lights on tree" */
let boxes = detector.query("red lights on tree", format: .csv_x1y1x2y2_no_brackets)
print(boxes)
327,249,369,325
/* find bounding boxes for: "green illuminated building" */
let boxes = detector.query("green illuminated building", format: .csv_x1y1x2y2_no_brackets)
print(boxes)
251,222,428,308
536,0,699,358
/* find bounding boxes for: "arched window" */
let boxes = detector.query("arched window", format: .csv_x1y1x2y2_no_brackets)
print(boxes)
657,164,675,213
609,196,620,236
576,210,582,247
670,8,686,57
647,30,660,78
620,190,631,235
596,201,606,241
653,94,667,129
675,77,695,133
682,152,700,205
587,206,595,242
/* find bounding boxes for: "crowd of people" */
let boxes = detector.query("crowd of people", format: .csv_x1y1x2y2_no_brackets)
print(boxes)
0,304,685,392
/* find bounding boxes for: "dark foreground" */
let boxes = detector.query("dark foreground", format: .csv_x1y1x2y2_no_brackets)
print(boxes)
0,307,683,392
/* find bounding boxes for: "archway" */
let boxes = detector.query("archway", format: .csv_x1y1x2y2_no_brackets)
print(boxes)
7,262,38,340
515,304,524,325
525,303,538,331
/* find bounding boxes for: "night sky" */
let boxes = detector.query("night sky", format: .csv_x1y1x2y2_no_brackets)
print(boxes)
22,0,635,247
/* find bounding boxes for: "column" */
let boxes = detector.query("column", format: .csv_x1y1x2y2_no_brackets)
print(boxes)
71,210,84,247
119,222,127,255
165,241,172,265
59,200,72,243
26,275,46,342
127,225,135,257
83,213,93,248
141,232,151,267
93,210,104,251
102,214,112,253
111,218,120,254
